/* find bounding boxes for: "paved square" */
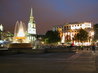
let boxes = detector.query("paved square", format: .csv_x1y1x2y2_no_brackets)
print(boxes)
0,50,97,73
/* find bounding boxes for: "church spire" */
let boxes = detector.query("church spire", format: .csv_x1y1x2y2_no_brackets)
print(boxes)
29,8,34,23
30,8,33,17
28,7,36,41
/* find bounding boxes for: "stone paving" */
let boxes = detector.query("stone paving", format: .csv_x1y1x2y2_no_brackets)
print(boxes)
0,49,97,73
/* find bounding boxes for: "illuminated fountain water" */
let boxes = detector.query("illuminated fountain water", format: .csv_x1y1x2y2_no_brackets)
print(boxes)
13,21,27,43
61,33,65,44
9,21,32,49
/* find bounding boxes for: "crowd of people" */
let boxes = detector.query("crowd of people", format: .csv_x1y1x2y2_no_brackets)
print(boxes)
70,42,97,54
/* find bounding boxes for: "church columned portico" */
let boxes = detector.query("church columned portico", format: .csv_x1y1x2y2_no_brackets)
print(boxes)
27,34,36,43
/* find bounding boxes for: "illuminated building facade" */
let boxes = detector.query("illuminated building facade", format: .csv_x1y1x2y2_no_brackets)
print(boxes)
27,8,36,42
53,22,94,46
0,24,3,32
0,24,3,40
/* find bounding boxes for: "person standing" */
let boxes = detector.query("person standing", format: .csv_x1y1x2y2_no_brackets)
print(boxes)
92,43,96,54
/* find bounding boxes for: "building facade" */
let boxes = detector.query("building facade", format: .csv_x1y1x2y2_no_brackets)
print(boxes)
0,24,3,40
53,22,94,46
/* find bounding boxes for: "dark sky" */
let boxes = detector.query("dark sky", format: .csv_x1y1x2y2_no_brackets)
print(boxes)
0,0,98,34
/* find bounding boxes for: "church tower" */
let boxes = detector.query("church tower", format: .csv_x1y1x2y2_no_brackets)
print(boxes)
28,8,36,34
28,8,36,42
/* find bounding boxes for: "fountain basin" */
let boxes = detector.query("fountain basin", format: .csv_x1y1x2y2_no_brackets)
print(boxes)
9,43,32,49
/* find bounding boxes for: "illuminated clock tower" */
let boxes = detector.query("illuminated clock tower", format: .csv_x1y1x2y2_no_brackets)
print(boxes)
28,8,36,42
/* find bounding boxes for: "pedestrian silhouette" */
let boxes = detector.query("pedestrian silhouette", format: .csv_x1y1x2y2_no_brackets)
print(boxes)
92,43,96,54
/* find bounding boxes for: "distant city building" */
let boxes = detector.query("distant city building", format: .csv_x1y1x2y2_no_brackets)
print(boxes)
27,8,36,42
53,22,94,46
0,24,13,42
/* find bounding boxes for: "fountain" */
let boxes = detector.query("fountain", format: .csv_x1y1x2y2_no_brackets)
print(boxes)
13,21,27,43
9,21,32,49
61,33,65,44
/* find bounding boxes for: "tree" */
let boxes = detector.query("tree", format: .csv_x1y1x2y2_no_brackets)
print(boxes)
45,30,61,43
93,24,98,41
74,29,88,43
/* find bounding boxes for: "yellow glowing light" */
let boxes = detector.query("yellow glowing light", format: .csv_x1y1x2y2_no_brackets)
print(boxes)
91,31,94,36
41,41,44,44
14,37,26,39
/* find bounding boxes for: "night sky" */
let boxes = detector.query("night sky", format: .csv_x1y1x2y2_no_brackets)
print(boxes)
0,0,98,34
